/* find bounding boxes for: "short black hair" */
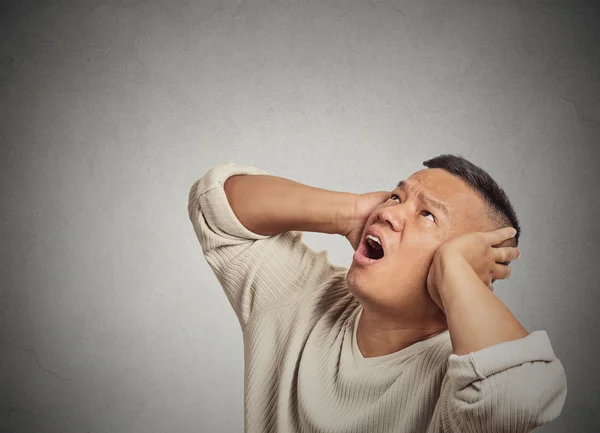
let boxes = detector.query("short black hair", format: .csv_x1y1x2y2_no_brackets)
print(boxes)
422,154,521,246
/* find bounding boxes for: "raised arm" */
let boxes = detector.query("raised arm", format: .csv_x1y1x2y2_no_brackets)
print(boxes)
188,163,361,329
223,173,356,237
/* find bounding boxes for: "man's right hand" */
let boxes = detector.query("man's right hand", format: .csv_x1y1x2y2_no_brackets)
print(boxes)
343,191,391,251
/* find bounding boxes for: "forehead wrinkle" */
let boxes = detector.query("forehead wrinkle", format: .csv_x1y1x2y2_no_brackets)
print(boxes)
395,180,450,217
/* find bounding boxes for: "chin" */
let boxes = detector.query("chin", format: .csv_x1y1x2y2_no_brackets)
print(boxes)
346,267,441,315
345,265,359,294
346,267,398,306
345,265,371,302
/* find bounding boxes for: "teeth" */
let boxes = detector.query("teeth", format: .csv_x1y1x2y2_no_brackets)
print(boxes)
366,234,381,246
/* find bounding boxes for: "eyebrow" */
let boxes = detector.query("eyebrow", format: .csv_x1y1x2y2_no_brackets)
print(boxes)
396,180,450,217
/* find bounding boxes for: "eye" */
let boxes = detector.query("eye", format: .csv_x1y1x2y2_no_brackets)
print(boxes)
422,210,435,223
390,194,436,223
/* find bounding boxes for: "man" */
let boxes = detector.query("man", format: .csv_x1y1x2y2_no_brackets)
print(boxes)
188,154,567,433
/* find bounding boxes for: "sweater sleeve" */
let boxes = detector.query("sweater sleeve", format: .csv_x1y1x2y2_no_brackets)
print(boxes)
187,162,342,330
439,330,567,433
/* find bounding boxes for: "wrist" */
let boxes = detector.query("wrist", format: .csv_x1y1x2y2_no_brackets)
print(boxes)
438,260,483,306
434,254,472,294
335,193,358,236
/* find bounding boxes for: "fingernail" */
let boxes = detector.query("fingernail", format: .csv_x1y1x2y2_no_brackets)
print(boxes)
511,228,517,237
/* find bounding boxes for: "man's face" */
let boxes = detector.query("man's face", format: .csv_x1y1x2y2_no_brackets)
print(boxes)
346,168,490,318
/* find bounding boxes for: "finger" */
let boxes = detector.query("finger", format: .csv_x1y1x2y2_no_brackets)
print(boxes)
492,247,520,263
492,263,512,280
486,227,517,246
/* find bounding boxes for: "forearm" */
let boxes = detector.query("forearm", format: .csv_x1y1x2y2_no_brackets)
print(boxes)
440,259,529,356
224,174,356,237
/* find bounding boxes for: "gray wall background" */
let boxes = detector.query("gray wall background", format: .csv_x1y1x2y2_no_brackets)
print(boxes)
1,0,598,432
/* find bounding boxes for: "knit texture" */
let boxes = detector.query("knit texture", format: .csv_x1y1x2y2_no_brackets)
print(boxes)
188,162,567,433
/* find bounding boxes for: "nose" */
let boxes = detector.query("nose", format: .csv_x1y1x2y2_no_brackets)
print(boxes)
375,204,405,233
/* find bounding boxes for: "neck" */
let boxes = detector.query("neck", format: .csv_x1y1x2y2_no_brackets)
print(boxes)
356,306,447,358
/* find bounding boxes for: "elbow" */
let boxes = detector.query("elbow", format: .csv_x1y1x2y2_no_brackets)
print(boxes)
450,360,567,431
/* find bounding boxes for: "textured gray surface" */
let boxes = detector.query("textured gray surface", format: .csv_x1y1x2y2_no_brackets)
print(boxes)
1,0,598,432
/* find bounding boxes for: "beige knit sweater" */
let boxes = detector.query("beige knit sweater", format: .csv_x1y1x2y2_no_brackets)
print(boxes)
188,162,567,433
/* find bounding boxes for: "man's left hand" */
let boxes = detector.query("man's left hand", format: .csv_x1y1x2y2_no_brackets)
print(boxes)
426,227,520,313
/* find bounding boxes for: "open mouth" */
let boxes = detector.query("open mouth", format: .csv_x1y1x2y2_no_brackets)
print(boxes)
363,236,385,260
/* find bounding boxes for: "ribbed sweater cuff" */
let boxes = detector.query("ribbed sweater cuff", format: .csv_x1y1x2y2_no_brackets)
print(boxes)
447,330,556,389
190,161,270,240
